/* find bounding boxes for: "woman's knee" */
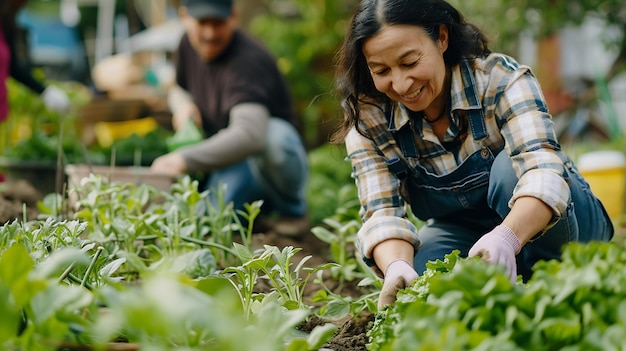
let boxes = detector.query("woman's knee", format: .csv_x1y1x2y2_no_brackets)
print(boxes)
413,223,477,274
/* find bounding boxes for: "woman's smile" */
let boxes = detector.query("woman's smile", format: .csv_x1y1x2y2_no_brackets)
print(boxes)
400,86,423,101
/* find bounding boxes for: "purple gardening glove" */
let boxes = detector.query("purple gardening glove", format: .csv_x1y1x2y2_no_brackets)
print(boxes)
468,224,522,284
378,259,419,309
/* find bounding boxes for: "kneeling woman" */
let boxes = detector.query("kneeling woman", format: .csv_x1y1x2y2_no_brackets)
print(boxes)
332,0,614,308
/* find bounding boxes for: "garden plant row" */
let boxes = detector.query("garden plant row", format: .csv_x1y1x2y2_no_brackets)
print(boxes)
0,174,625,350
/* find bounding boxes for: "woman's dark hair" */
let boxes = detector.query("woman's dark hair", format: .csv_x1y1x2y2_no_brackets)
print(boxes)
331,0,490,143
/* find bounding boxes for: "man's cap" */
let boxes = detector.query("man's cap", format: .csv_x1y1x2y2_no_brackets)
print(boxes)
181,0,233,20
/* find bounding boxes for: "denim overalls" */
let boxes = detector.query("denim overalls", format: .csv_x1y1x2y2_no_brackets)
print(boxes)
385,108,613,281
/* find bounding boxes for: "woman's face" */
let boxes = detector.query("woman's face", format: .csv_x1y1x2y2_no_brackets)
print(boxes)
363,24,449,114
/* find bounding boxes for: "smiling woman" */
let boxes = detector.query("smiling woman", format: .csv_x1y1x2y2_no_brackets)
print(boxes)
332,0,615,310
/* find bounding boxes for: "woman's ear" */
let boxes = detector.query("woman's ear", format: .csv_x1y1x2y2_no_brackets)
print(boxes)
438,24,449,53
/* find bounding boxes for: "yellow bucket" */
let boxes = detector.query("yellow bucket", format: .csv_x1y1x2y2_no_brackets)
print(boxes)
93,117,159,148
578,150,626,221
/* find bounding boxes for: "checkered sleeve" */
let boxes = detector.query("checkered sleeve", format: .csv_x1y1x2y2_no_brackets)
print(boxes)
345,126,421,277
493,64,570,218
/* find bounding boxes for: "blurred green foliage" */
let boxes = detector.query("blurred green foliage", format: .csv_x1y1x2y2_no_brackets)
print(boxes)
0,77,90,163
450,0,625,73
249,0,359,148
1,76,169,166
306,143,358,225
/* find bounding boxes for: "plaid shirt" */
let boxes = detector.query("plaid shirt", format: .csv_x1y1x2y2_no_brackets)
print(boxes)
346,53,570,273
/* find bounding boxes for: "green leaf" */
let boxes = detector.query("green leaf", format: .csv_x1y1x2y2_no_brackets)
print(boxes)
99,257,126,278
233,242,253,262
0,244,33,286
538,317,582,345
195,276,239,297
306,323,338,350
0,283,21,343
284,300,301,310
172,248,216,278
310,226,337,244
31,285,92,324
321,299,350,319
286,339,310,351
32,247,90,280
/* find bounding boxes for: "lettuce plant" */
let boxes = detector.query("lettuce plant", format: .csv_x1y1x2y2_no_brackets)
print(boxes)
369,242,626,350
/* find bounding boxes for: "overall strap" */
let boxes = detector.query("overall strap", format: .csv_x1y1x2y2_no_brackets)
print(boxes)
459,59,488,143
388,108,420,158
384,107,413,180
467,108,488,142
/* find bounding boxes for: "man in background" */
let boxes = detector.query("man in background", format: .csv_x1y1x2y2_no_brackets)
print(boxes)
151,0,309,236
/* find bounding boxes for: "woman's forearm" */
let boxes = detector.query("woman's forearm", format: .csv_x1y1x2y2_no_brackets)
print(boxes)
373,239,416,274
502,196,553,245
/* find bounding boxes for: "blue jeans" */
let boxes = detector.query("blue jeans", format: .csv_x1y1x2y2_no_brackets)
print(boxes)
203,118,308,217
413,151,613,280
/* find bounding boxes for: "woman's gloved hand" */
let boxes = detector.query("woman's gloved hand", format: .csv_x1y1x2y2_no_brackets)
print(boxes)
378,259,418,310
468,224,521,284
41,86,71,114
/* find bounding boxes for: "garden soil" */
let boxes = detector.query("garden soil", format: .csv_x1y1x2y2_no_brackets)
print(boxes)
0,180,374,351
251,229,375,351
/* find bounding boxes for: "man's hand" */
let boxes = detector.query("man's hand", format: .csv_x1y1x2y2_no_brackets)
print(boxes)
150,152,187,175
41,86,71,114
468,224,522,284
378,259,418,310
